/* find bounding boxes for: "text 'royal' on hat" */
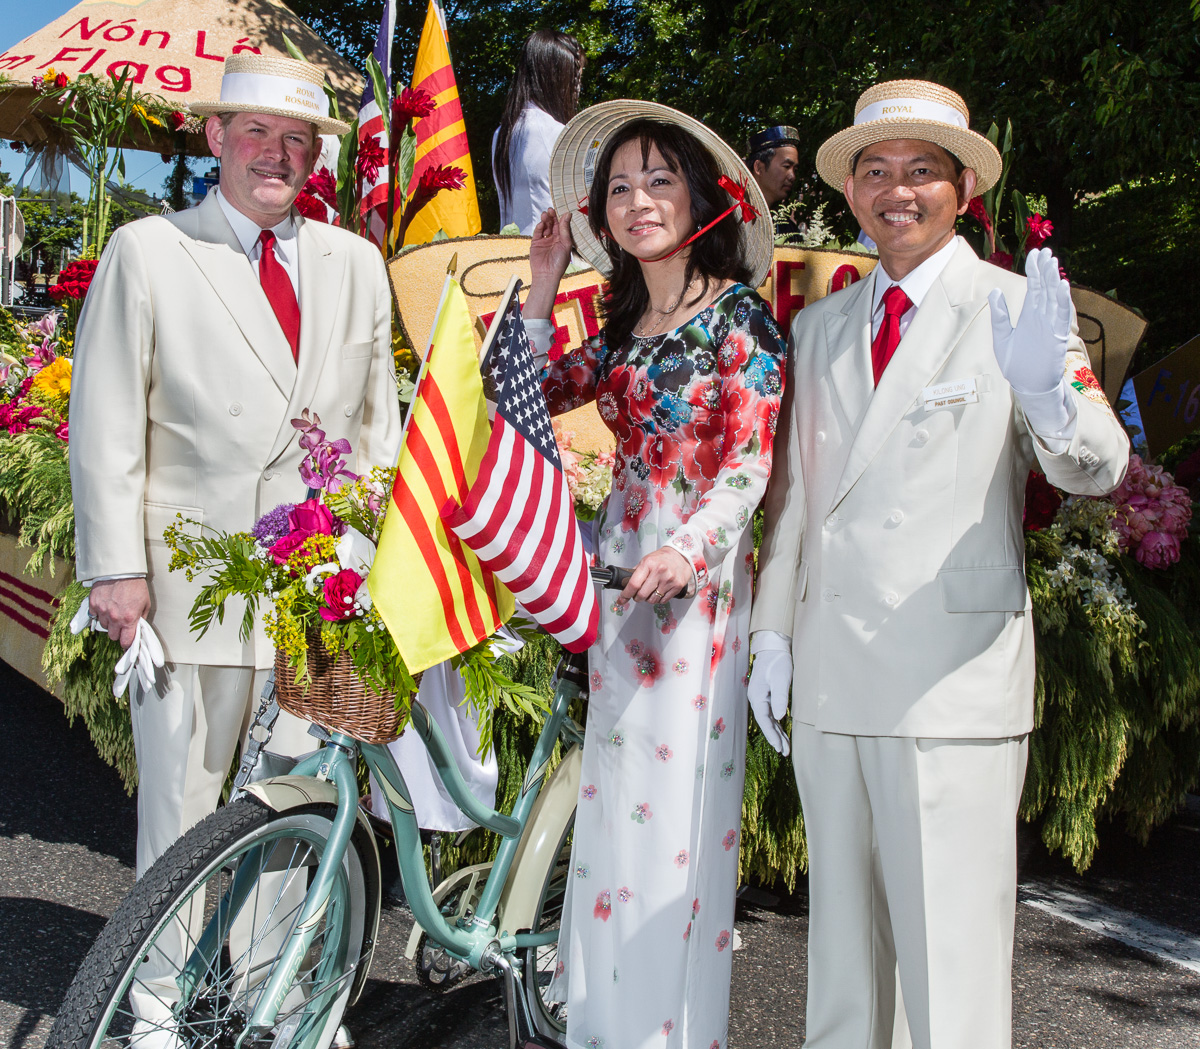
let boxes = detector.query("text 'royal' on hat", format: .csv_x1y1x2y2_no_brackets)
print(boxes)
188,53,350,136
549,99,774,287
815,79,1001,193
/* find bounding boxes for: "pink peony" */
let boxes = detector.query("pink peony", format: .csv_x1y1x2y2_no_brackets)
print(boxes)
1135,531,1181,570
320,568,363,621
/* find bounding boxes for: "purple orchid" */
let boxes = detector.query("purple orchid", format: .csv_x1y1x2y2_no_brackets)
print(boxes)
290,409,359,493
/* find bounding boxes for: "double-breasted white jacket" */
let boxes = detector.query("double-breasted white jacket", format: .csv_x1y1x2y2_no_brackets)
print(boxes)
752,239,1130,739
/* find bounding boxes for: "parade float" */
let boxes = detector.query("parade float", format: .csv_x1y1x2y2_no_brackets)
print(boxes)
1,19,1198,888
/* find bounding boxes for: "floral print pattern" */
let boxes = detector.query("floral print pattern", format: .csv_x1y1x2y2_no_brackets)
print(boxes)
541,286,784,1049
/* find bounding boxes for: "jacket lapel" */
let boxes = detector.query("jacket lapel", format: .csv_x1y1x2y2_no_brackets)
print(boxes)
176,194,297,398
264,216,349,466
825,275,875,432
830,240,986,511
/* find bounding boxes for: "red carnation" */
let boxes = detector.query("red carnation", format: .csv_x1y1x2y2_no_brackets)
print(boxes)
356,134,386,184
305,167,338,206
392,87,435,124
47,258,99,302
967,195,992,232
1025,214,1053,249
169,111,187,131
294,191,329,222
987,251,1014,271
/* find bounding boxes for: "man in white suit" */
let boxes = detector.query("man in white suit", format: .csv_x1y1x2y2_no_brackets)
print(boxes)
69,53,401,882
747,80,1129,1048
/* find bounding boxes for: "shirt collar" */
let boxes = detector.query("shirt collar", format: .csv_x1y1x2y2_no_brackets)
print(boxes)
214,187,296,260
872,235,961,315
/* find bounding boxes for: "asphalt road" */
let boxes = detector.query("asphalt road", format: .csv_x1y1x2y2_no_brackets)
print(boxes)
2,658,1198,1048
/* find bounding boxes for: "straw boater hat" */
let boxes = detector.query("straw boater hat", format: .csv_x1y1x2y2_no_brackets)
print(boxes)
549,99,774,286
815,80,1002,193
189,53,351,136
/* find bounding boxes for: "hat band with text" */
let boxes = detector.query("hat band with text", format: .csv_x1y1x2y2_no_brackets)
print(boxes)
855,97,967,129
219,72,329,119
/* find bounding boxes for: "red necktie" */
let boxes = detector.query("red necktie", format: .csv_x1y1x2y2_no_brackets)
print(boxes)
258,229,300,362
871,284,912,385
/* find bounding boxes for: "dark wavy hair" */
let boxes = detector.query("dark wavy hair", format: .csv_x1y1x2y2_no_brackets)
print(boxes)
586,119,753,349
494,30,584,209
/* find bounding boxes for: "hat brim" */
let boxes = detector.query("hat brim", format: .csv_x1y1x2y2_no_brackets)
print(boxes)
815,118,1001,193
189,100,351,136
549,100,774,287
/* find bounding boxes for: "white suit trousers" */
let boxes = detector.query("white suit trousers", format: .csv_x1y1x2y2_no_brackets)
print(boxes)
129,662,314,877
792,724,1028,1049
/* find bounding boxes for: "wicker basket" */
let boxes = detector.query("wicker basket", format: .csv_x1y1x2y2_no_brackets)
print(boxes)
274,637,407,744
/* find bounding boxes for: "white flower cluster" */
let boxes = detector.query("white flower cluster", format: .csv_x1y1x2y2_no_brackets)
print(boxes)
1045,542,1142,634
1051,495,1122,557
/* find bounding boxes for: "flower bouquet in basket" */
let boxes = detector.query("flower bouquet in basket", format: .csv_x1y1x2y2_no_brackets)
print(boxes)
164,411,540,746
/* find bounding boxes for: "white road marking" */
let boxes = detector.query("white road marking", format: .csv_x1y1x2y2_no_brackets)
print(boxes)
1020,879,1200,975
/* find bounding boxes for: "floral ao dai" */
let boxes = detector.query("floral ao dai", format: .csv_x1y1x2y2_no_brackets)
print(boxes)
542,285,785,1049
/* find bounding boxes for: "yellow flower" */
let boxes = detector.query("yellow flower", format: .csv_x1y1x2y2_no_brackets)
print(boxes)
131,103,163,127
30,357,72,403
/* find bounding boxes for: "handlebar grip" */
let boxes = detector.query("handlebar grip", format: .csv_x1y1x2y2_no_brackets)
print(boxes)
589,564,686,600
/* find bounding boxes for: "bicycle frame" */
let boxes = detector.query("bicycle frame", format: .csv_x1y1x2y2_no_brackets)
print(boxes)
177,656,587,1044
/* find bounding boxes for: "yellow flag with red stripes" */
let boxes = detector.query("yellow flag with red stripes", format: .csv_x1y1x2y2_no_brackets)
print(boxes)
400,0,482,245
368,276,512,673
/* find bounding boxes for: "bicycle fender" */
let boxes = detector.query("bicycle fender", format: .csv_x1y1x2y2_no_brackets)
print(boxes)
241,774,383,1007
494,744,581,936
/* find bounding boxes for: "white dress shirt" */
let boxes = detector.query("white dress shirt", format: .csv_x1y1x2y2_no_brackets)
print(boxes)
215,187,301,302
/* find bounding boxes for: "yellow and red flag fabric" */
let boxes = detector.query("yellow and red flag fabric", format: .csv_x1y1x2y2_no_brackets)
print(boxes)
401,0,481,246
369,276,513,673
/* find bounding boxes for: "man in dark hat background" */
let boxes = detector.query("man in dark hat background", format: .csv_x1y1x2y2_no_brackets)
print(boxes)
746,124,801,229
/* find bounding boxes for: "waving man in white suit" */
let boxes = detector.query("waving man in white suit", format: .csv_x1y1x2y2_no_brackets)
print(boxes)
748,80,1129,1049
69,53,401,881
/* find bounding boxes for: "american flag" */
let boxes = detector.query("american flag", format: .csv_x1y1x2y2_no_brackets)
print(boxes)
357,0,397,246
441,284,599,652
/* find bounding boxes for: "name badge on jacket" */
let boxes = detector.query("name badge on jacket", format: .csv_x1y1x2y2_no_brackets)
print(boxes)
923,377,979,411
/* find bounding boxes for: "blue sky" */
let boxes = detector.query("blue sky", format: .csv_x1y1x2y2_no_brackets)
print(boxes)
1,0,187,195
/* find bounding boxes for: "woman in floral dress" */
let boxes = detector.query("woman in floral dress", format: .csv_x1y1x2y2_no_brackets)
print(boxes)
522,103,785,1049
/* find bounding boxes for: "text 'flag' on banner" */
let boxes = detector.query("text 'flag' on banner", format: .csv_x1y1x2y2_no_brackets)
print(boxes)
442,279,599,653
368,275,513,673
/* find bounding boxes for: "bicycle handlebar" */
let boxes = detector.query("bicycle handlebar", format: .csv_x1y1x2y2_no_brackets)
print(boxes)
589,564,686,600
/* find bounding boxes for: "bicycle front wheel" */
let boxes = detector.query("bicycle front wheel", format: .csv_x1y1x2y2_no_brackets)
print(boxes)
49,798,368,1049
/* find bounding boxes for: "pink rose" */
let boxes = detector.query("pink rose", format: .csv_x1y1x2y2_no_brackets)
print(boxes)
288,498,338,537
268,530,310,564
320,568,363,621
1135,531,1181,570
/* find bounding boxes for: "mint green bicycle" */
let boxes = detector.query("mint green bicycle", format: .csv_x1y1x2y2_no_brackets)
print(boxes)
45,593,617,1049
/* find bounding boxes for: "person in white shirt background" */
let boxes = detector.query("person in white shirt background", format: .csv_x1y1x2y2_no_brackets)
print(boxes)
491,29,584,235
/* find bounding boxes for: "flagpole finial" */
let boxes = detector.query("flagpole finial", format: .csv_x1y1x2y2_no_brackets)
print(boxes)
447,252,458,276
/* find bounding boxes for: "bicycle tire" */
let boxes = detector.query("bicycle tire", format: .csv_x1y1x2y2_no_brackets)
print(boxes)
523,813,574,1038
48,797,368,1049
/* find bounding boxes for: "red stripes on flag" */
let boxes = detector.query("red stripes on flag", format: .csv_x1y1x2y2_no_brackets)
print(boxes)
442,418,599,652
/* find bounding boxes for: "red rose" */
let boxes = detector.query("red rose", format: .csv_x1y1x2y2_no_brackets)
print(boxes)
1023,470,1062,532
54,72,68,88
1025,214,1053,249
49,259,99,302
268,530,310,564
320,568,364,621
169,111,187,131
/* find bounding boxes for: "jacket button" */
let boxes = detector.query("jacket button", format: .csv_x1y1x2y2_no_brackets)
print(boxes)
264,468,275,480
815,431,827,445
915,428,929,443
344,405,354,417
821,587,835,602
229,403,242,416
888,510,904,524
883,591,898,606
825,514,837,528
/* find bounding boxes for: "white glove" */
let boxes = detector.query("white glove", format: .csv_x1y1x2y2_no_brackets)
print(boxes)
111,618,166,697
69,599,98,635
988,248,1072,396
747,637,792,756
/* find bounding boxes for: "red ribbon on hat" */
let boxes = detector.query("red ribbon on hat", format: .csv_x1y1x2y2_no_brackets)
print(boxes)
640,175,761,263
